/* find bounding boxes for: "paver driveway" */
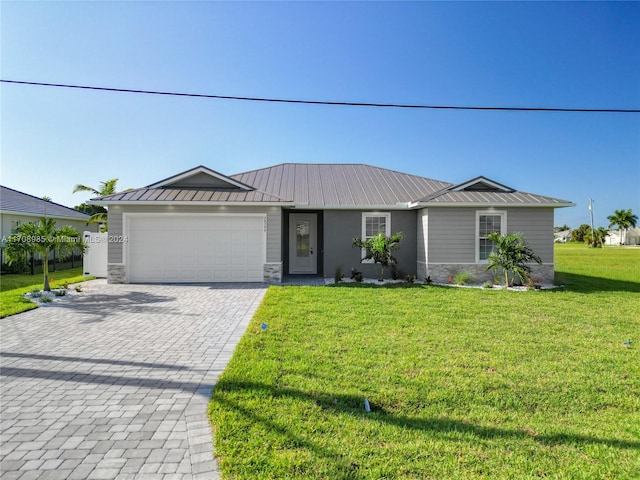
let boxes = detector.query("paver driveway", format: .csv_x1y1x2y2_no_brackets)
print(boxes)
0,279,267,479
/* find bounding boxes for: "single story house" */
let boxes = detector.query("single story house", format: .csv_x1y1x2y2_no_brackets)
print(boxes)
604,227,640,246
553,230,572,243
92,164,574,285
0,185,95,264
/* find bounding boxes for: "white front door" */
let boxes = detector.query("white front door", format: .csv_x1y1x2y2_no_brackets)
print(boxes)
289,213,317,274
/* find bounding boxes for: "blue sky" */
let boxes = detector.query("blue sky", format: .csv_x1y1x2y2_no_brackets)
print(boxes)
1,1,638,229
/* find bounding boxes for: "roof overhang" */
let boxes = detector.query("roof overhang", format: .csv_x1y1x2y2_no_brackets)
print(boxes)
89,200,294,207
416,202,576,208
0,209,90,220
290,203,415,210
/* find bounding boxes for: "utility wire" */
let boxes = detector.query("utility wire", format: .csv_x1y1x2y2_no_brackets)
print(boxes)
1,79,639,113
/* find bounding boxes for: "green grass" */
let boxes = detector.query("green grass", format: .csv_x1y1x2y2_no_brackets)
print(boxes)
0,268,93,318
209,244,640,479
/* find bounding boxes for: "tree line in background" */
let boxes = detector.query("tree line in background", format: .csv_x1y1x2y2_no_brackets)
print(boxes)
555,208,638,247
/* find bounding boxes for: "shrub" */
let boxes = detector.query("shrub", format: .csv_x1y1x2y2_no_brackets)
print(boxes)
54,289,67,297
350,268,363,283
486,232,542,288
353,232,403,281
405,274,416,284
453,271,472,285
334,267,344,284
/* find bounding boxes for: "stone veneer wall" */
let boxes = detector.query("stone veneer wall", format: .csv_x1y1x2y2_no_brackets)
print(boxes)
108,262,283,284
420,263,554,285
263,263,282,284
107,264,126,284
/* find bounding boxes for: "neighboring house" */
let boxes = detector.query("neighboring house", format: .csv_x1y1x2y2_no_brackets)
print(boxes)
91,164,574,285
605,227,640,246
554,230,572,243
0,185,95,264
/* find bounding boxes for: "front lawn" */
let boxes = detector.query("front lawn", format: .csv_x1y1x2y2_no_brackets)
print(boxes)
0,268,93,318
209,245,640,479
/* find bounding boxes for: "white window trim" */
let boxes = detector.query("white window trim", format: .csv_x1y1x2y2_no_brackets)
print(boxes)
476,210,507,263
361,212,391,263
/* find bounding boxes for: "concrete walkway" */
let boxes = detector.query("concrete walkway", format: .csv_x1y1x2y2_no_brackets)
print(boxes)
0,280,267,479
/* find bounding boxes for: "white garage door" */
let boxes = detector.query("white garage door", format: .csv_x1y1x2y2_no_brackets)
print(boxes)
127,215,265,283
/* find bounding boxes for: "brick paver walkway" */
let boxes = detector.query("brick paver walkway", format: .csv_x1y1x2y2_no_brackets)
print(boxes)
0,280,267,479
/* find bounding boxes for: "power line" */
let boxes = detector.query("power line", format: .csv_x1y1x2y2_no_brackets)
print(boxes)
1,79,639,113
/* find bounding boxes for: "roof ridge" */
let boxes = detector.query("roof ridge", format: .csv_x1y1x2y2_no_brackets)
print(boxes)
231,163,451,185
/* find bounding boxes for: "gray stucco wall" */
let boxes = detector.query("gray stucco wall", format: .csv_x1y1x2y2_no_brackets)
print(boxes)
322,210,417,279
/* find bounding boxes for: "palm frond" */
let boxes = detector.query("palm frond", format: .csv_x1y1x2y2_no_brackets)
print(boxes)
73,184,100,195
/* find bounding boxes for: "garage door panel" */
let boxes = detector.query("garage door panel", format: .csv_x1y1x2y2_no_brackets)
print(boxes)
128,215,265,283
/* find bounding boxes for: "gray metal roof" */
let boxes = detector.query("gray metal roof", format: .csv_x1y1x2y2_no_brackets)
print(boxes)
420,189,573,206
417,176,573,206
95,187,289,203
92,163,573,208
231,163,451,207
0,185,91,220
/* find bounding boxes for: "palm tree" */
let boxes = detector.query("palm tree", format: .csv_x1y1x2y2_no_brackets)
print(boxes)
590,227,608,248
607,209,638,245
73,179,118,231
4,218,86,291
485,232,542,288
353,232,404,281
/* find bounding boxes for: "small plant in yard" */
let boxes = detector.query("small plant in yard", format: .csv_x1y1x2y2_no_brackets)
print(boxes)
40,296,52,303
483,281,494,289
425,275,432,284
405,274,416,284
334,267,344,284
391,265,401,280
30,289,42,298
353,232,403,281
453,271,472,285
74,285,83,293
350,268,363,283
61,281,69,289
54,289,67,297
486,232,542,288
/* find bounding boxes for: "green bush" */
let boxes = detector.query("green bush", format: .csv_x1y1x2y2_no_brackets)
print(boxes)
453,271,472,285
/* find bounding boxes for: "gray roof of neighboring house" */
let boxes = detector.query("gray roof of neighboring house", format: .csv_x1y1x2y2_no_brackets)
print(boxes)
0,185,91,220
92,163,573,208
